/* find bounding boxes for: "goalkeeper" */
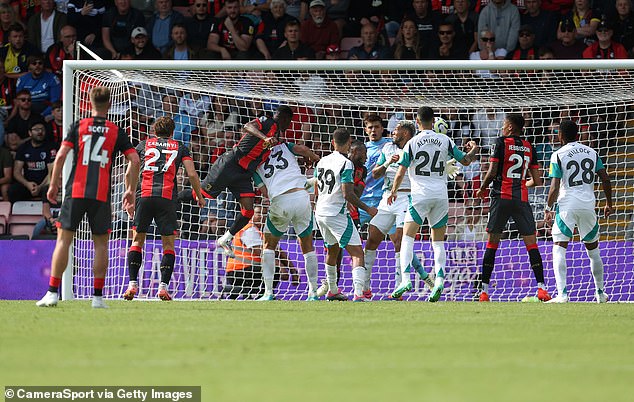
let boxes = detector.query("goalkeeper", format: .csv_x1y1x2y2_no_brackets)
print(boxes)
179,105,294,257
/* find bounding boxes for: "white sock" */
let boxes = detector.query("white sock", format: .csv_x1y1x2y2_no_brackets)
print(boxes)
552,245,567,296
129,280,138,287
159,282,167,290
303,251,319,294
261,249,276,295
432,241,446,287
326,264,338,294
364,249,377,291
400,236,414,286
482,283,489,293
352,266,365,297
394,251,402,287
586,247,604,292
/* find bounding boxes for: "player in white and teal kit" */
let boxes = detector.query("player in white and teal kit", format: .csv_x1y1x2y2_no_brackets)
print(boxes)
363,120,433,300
314,128,377,302
253,142,321,301
544,120,612,303
388,107,479,302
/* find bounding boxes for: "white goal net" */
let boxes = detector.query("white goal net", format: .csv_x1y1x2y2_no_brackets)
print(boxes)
64,60,634,302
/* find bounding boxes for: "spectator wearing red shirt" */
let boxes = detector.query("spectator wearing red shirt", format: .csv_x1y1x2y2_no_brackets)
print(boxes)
300,0,339,59
207,0,256,59
583,18,628,58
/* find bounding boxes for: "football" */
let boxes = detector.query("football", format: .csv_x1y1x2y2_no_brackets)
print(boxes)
433,117,449,134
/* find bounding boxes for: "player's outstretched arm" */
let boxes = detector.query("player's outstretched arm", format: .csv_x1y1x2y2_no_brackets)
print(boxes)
291,144,320,163
343,182,377,217
476,160,498,198
183,159,206,208
46,144,71,204
597,168,613,218
243,120,277,148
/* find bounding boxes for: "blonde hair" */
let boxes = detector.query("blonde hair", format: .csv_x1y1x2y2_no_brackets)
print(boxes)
90,86,111,110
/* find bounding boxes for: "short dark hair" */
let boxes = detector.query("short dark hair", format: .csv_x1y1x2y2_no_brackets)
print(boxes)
275,105,293,120
506,113,525,132
8,23,24,35
417,106,434,124
333,128,350,145
153,116,175,138
284,20,300,31
559,119,578,142
350,139,365,151
363,113,383,127
171,23,187,33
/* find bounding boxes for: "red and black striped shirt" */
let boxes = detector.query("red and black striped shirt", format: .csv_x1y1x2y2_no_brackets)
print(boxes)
235,116,279,172
136,137,191,201
489,135,539,202
63,117,135,202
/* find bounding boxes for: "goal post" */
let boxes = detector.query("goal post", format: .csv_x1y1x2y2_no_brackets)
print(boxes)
63,59,634,302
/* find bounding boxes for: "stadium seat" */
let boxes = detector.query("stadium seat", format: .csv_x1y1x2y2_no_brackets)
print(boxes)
12,201,43,215
8,223,35,239
340,37,362,59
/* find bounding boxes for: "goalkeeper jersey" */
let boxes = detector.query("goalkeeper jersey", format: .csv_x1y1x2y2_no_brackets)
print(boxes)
400,129,465,202
254,143,305,200
314,150,353,217
549,141,605,211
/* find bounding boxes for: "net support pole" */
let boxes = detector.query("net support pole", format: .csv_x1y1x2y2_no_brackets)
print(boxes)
60,60,75,301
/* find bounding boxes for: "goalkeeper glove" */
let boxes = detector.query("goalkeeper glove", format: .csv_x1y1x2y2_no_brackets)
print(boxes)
446,158,462,180
305,177,318,192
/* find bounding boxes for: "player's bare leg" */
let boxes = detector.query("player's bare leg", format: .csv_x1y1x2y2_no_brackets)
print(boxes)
92,233,110,308
217,196,255,258
124,231,145,300
522,234,551,301
36,228,75,307
157,235,176,301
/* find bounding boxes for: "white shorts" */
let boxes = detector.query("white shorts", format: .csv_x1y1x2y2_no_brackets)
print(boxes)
370,192,408,234
406,198,449,229
315,213,362,248
265,190,314,238
552,208,599,243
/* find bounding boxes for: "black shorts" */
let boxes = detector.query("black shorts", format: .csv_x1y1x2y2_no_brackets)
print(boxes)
58,198,111,235
486,198,536,236
133,197,178,236
202,150,255,199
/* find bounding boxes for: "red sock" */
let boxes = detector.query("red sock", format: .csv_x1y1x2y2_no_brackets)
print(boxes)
48,276,61,293
94,278,105,297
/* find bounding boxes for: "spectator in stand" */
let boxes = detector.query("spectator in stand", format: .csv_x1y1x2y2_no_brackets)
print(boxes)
6,89,41,149
207,0,256,59
0,146,12,200
16,54,61,117
32,183,61,239
12,0,41,22
45,101,62,148
427,20,468,59
472,107,506,149
161,93,196,146
540,0,575,14
9,120,55,202
67,0,106,49
445,0,478,54
146,0,185,54
612,0,634,55
0,4,21,47
0,62,16,119
347,22,391,59
255,0,298,59
383,0,413,39
122,26,162,59
477,0,520,53
45,25,76,81
101,0,146,60
272,19,315,58
285,0,304,19
344,0,389,39
563,0,601,45
163,23,197,60
583,17,629,57
539,45,556,59
507,24,540,59
408,0,442,57
27,0,67,54
300,0,339,59
0,23,37,79
241,0,272,21
392,17,423,59
521,0,559,48
470,30,508,78
304,0,350,36
549,16,587,58
186,0,214,53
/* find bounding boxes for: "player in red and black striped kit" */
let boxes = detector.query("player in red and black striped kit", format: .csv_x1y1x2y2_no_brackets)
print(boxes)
179,105,293,256
123,116,205,302
476,113,551,302
36,86,141,308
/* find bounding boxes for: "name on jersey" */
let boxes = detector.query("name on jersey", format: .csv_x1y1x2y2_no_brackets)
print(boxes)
566,148,591,158
88,125,110,134
416,137,442,147
508,144,530,152
154,140,178,149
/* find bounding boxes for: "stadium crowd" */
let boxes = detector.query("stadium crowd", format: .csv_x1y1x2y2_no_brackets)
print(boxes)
0,0,631,240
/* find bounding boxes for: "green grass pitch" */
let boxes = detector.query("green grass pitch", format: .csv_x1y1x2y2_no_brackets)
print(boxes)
1,300,633,402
